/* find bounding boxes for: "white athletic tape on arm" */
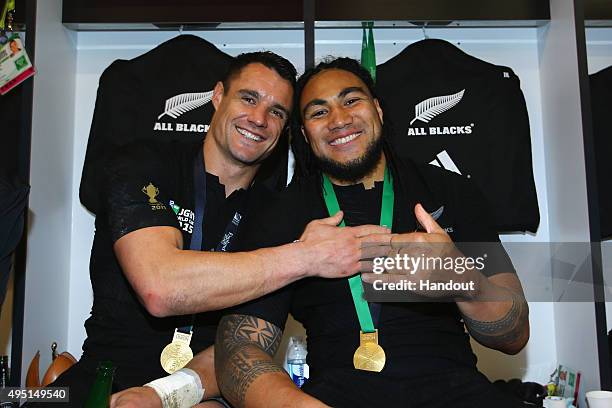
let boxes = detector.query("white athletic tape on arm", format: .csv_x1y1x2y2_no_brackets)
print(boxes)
145,368,204,408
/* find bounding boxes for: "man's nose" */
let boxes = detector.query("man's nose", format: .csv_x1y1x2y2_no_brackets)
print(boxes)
329,108,352,129
248,105,268,128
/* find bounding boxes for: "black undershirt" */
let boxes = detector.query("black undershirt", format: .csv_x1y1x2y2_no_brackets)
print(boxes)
333,181,383,228
333,181,384,327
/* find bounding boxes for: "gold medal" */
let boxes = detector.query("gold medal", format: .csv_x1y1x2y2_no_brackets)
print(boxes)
160,329,194,374
353,330,386,372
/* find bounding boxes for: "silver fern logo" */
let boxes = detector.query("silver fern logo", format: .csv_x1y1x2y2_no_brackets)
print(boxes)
153,91,214,133
410,90,465,125
157,91,214,120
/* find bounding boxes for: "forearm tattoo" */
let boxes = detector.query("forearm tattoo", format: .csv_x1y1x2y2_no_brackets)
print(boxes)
462,293,529,349
216,314,284,407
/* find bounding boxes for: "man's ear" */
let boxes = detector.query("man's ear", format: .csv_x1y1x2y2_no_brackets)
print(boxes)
374,98,384,124
212,81,224,110
301,126,310,145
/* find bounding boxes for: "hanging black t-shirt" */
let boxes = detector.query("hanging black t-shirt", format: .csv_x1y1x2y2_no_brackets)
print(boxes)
377,39,539,233
590,66,612,239
82,140,248,388
80,35,233,214
80,34,288,215
230,154,517,406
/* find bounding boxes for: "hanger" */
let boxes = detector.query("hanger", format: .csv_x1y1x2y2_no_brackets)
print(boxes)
422,21,429,40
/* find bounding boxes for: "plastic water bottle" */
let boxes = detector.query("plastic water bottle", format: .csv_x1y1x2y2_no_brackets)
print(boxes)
285,336,309,387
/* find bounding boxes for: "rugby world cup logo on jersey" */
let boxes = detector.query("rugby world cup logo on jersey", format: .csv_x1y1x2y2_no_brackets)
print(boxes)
170,199,195,234
154,91,214,133
407,89,475,136
142,183,167,211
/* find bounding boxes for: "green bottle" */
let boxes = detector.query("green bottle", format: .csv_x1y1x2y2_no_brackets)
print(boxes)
84,361,115,408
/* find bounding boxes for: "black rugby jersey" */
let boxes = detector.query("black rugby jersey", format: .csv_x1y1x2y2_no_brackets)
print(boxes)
83,140,248,388
229,154,516,392
377,39,540,233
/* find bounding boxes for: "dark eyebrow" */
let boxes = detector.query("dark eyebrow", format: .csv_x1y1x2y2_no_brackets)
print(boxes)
238,89,260,99
338,86,368,98
239,89,289,117
302,98,327,116
271,103,290,117
302,86,369,115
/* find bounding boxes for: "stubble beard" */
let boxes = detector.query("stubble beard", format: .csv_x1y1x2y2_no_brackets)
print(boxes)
225,129,274,167
313,135,384,184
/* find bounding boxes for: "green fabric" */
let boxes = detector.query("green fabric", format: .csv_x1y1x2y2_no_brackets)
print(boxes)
361,21,377,82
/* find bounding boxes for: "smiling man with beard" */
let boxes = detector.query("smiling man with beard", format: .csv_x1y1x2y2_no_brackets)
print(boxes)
210,57,530,408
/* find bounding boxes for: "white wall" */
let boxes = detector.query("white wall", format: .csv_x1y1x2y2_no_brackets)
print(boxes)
537,0,601,404
586,27,612,74
22,0,77,383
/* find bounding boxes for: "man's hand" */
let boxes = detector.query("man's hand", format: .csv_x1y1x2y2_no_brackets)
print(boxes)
298,211,393,279
362,203,481,299
110,387,225,408
362,204,529,354
110,387,160,408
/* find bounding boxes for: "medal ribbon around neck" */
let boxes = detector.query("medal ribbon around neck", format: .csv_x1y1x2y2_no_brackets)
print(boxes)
322,167,393,373
161,148,244,374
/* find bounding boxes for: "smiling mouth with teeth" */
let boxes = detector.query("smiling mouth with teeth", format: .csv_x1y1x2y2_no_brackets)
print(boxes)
329,132,362,146
236,126,263,142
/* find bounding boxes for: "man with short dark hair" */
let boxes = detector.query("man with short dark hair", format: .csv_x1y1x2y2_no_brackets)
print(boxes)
36,52,392,408
213,57,530,408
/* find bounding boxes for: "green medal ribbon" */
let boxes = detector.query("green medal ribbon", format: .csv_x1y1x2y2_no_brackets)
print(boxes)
322,167,394,334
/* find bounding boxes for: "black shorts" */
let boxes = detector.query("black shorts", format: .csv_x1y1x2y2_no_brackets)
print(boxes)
302,368,526,408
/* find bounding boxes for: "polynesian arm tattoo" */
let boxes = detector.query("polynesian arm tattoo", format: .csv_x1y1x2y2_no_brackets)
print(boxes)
216,314,285,408
461,292,529,351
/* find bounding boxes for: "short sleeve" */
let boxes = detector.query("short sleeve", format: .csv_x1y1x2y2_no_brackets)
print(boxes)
225,284,294,331
101,143,181,243
484,78,539,233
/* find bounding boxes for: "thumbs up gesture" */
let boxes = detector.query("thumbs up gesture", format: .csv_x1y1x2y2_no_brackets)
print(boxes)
362,204,480,300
